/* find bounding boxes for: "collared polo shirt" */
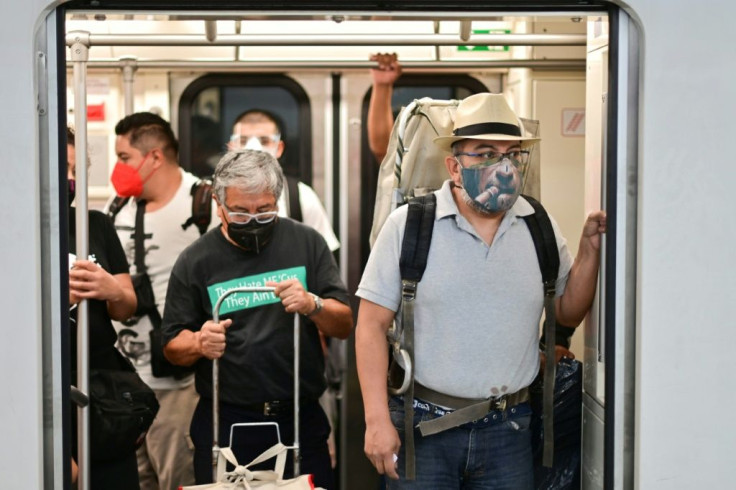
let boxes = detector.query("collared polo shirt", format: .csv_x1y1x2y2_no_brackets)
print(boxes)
357,180,573,399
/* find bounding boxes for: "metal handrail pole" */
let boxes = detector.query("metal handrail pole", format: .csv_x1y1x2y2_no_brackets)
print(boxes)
293,312,300,476
66,31,586,47
120,56,138,116
68,59,586,71
69,34,90,490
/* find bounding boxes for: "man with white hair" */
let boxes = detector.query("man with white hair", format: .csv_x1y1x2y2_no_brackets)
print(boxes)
162,150,353,490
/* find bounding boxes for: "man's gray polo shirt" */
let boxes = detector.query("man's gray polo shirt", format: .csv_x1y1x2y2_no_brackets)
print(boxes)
357,180,573,399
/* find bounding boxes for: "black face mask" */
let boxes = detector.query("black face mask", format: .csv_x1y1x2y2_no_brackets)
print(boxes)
68,179,76,205
226,218,278,253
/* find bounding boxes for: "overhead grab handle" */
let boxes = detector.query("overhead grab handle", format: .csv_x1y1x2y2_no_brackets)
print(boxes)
459,20,472,42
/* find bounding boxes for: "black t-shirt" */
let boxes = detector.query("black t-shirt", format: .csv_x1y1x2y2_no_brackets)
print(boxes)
69,209,130,370
162,218,348,406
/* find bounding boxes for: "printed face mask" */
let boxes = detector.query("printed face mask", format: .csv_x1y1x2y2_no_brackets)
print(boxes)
460,160,525,214
225,218,278,253
110,154,152,197
68,179,76,205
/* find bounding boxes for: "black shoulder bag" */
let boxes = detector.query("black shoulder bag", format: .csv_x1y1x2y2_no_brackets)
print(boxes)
87,351,160,461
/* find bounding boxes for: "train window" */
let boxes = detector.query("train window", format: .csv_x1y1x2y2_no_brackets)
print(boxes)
178,74,312,182
389,86,475,124
359,75,489,268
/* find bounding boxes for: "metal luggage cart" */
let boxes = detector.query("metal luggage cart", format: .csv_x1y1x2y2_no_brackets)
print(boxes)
211,286,303,480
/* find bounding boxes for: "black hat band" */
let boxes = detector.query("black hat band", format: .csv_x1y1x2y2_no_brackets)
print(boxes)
453,122,522,137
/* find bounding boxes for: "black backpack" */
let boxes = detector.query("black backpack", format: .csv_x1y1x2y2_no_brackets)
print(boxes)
107,178,215,236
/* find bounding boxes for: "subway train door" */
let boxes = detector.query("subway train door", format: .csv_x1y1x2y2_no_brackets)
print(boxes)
582,12,639,490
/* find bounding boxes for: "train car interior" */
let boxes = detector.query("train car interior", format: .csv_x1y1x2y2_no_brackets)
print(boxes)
59,2,638,488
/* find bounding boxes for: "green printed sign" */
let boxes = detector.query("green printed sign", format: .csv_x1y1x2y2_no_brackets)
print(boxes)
458,29,511,52
207,266,307,315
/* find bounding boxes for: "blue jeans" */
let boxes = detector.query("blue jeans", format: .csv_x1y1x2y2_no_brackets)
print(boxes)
387,397,533,490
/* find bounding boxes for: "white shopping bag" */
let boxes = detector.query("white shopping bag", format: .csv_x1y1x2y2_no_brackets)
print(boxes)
180,442,321,490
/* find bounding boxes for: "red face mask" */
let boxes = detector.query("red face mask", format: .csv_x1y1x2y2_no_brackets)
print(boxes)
110,154,152,197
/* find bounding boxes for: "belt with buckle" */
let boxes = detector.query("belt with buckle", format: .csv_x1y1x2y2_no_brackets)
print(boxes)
413,383,529,437
241,400,294,417
241,398,319,417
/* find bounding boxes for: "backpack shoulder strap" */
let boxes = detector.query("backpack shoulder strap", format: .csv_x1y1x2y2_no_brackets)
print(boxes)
395,192,436,480
399,193,437,283
521,194,560,291
181,178,213,236
521,196,576,348
133,199,147,274
285,175,303,222
106,195,130,222
520,194,560,469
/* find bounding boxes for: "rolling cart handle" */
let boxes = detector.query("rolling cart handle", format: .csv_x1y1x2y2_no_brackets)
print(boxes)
210,286,302,479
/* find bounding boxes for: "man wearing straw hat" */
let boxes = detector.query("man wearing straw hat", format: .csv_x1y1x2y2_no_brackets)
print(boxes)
161,150,353,489
356,93,606,488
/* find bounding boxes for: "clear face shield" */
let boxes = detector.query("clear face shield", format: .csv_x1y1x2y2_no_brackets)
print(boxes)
455,149,531,213
229,133,281,157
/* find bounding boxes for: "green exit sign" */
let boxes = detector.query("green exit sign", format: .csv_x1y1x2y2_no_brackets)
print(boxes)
458,29,511,52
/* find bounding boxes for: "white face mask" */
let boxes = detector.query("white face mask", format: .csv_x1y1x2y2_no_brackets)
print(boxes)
231,134,280,157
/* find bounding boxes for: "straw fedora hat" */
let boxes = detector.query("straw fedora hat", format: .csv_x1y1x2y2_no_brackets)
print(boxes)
434,93,540,151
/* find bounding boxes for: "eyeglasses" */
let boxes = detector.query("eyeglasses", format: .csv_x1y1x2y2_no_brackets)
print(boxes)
454,149,530,168
222,203,278,224
229,134,281,148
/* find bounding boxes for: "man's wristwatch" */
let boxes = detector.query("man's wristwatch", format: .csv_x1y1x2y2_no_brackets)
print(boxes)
307,293,323,317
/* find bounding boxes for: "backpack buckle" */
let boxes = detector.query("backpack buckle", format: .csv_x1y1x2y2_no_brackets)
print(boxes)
401,279,418,301
543,280,556,298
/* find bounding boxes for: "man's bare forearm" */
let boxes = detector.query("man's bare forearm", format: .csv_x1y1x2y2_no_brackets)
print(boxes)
164,329,202,366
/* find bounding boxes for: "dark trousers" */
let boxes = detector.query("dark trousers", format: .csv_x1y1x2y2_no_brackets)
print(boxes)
72,408,140,490
88,451,140,490
190,397,334,490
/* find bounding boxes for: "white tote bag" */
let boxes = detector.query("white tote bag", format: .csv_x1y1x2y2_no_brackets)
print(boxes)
180,442,321,490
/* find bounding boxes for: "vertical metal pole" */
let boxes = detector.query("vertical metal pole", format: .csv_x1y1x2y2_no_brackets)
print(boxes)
433,20,441,60
211,303,223,481
293,313,300,476
120,56,137,116
234,21,242,61
70,35,90,490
